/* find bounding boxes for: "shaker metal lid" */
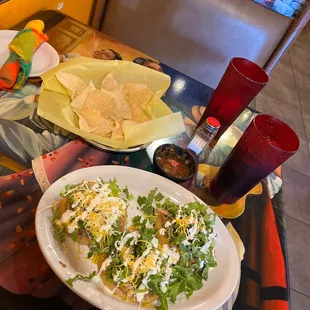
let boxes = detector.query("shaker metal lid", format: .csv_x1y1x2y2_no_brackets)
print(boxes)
205,117,221,130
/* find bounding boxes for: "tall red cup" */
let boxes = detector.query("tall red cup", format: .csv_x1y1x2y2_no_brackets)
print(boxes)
209,114,300,204
197,57,269,142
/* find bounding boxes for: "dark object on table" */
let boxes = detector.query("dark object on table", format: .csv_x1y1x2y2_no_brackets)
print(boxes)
153,144,196,183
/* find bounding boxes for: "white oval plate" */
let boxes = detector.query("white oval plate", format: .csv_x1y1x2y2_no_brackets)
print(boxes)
0,30,59,77
35,166,240,310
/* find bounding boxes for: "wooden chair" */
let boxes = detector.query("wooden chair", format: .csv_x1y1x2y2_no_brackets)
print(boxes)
265,1,310,72
92,0,310,82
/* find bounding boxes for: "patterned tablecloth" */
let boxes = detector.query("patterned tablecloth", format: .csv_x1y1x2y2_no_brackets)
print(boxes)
0,10,289,310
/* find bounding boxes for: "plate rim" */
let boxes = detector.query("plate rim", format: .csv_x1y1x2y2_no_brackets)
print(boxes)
35,165,240,310
84,138,150,153
0,30,59,77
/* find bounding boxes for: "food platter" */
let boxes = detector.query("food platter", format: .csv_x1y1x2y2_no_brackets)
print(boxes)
35,166,240,310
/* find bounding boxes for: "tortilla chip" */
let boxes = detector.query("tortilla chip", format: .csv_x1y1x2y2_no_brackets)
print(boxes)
93,117,114,137
56,72,87,99
131,103,149,123
75,108,100,133
111,118,123,139
71,81,96,110
59,72,157,143
122,120,138,132
120,83,153,109
108,89,132,120
84,89,114,118
77,114,93,132
101,72,119,91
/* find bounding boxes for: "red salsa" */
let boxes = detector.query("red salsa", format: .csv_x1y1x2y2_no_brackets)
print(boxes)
156,153,192,179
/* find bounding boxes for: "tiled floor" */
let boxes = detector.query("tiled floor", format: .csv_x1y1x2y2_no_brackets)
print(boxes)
251,27,310,309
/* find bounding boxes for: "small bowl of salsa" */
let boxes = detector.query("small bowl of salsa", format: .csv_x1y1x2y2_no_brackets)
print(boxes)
153,144,196,183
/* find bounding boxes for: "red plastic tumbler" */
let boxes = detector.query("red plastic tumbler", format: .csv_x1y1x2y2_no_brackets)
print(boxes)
197,57,269,142
209,114,300,204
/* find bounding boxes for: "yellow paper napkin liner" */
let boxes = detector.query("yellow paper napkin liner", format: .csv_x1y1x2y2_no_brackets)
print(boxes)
39,57,185,148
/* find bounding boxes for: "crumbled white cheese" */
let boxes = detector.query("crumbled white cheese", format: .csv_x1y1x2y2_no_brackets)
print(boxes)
99,256,112,274
159,228,166,235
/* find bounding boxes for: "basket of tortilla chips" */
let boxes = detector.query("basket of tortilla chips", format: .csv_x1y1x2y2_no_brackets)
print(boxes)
38,57,185,150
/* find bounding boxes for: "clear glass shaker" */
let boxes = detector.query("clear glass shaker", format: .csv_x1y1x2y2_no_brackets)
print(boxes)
187,117,221,156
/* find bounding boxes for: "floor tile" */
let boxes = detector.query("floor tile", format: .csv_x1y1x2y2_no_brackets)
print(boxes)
255,93,306,140
299,27,309,39
304,22,310,39
291,290,310,309
279,52,291,67
305,22,310,38
271,62,295,86
302,112,310,142
284,138,310,177
294,33,310,50
286,216,310,295
297,89,310,115
291,54,310,76
293,69,310,93
261,75,299,110
282,166,310,225
290,44,310,62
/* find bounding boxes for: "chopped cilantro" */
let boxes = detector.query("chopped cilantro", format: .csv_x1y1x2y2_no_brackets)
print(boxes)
91,247,107,254
141,228,156,242
203,213,216,226
108,178,120,196
184,201,207,216
138,188,158,215
65,184,78,191
202,265,209,280
71,230,78,242
137,196,146,206
148,274,168,310
53,223,65,243
77,220,84,229
167,281,185,303
123,187,134,200
132,215,142,230
155,192,164,202
66,271,96,287
53,207,62,221
158,198,179,217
